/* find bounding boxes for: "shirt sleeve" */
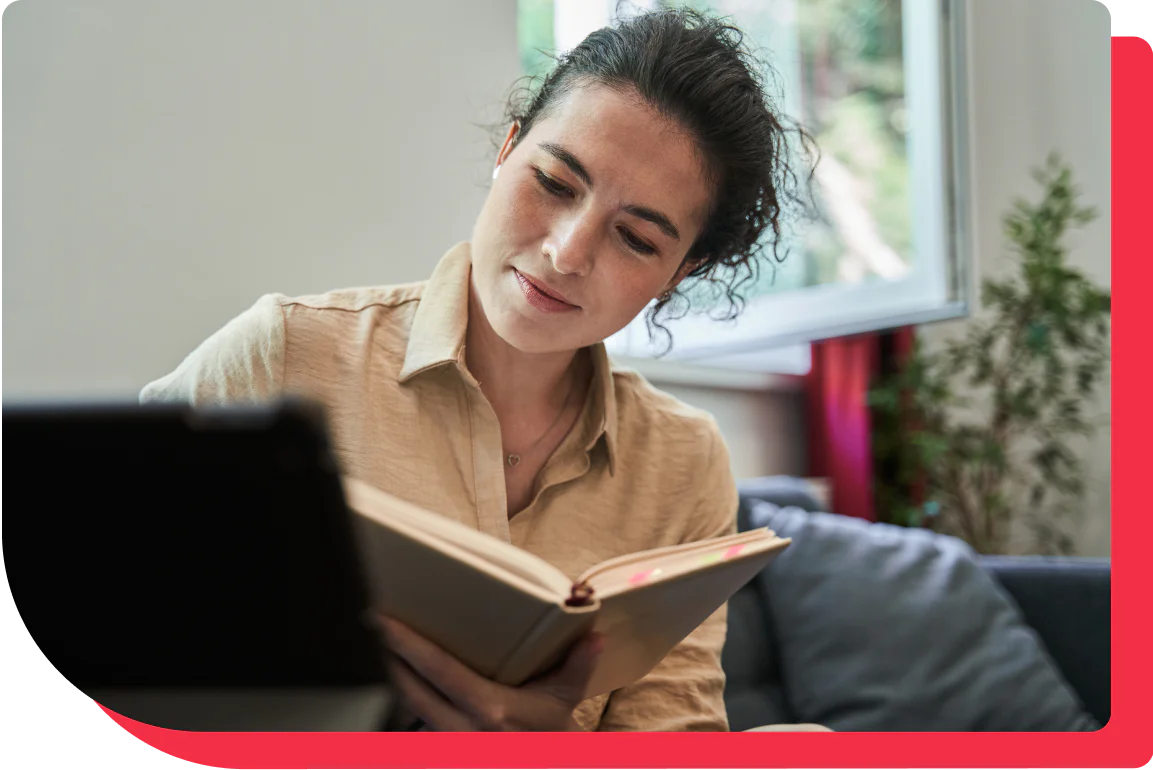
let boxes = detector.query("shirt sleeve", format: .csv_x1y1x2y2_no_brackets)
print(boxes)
139,293,287,405
595,416,740,732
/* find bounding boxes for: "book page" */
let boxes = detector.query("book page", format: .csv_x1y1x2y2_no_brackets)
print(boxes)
343,477,573,597
578,537,789,697
581,529,788,598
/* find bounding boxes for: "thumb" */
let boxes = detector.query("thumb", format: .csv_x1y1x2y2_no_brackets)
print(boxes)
531,633,605,703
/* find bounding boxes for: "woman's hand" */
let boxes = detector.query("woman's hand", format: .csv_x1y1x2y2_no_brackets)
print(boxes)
378,614,604,731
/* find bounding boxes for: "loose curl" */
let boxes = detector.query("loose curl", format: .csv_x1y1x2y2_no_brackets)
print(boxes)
495,6,818,352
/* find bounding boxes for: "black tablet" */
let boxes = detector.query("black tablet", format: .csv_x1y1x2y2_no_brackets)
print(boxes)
3,398,392,730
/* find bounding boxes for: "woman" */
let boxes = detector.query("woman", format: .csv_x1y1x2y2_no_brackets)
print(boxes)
141,8,812,731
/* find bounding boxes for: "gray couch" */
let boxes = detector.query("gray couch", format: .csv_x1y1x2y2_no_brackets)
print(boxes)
722,477,1109,732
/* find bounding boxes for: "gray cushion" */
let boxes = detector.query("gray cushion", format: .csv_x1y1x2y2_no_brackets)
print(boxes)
738,476,825,516
747,501,1100,731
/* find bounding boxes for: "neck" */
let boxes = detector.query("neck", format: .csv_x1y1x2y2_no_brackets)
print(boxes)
464,277,585,414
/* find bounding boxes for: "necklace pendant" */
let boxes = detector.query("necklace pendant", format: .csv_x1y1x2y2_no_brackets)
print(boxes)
507,454,521,467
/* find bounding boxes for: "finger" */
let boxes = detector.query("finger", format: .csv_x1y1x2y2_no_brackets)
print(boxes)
529,633,605,702
380,617,504,717
388,658,475,732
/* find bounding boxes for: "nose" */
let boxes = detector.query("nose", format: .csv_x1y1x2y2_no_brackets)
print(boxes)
543,213,596,277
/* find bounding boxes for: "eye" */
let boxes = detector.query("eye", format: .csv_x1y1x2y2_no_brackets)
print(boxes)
618,227,657,256
532,168,573,198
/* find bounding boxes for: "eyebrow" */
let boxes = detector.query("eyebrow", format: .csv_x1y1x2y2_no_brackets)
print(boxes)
537,142,682,242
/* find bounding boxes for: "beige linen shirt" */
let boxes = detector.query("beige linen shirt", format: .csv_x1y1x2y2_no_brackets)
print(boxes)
140,242,739,731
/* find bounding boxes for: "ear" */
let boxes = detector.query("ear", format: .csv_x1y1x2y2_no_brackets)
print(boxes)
660,256,704,296
494,122,520,175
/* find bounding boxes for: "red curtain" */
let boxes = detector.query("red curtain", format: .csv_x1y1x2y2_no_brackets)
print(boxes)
805,327,915,521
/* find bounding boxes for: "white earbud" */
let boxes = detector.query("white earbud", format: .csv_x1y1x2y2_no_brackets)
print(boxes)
492,165,501,180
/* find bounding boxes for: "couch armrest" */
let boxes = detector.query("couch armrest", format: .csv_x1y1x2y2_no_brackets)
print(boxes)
980,556,1110,726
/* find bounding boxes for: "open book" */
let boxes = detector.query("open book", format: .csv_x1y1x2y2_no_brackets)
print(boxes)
344,478,790,699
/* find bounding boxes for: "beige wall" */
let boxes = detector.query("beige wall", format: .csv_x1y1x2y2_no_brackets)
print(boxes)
3,0,519,397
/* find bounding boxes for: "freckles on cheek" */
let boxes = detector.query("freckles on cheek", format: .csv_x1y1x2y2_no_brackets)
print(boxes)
607,267,665,315
497,183,544,235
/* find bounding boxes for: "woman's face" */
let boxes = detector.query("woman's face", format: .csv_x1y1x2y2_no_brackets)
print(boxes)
469,83,714,354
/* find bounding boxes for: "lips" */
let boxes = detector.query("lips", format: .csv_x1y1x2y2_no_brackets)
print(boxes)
514,269,580,314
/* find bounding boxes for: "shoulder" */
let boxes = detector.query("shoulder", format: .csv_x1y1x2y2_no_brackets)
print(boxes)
267,282,426,346
610,365,723,446
275,282,425,315
608,364,737,541
139,282,427,405
179,282,428,359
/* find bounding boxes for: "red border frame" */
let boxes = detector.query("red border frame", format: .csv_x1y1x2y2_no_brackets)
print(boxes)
96,37,1152,769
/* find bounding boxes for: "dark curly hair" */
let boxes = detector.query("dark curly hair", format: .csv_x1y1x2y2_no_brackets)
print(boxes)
497,6,817,351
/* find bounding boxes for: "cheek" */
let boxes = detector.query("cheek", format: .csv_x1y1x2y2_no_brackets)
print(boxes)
593,261,669,319
477,180,528,248
494,180,549,240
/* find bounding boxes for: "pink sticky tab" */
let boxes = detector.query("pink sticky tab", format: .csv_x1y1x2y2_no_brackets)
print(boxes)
723,545,745,560
628,569,655,585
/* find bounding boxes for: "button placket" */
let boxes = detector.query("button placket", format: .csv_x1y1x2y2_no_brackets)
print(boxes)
457,365,512,543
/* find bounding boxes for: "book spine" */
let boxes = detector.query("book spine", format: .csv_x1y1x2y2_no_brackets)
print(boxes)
565,581,595,607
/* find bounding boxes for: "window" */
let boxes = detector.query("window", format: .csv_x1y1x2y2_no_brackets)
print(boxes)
517,0,969,377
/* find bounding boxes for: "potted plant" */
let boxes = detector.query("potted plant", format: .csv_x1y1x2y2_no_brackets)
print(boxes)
869,154,1110,554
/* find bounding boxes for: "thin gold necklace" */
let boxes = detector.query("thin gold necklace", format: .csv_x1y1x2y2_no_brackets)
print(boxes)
505,368,579,468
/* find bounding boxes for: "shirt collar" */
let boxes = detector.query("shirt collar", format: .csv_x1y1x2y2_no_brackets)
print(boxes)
398,240,618,475
398,241,472,382
585,342,619,477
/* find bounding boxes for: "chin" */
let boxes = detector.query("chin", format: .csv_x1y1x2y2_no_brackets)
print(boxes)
494,312,577,354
